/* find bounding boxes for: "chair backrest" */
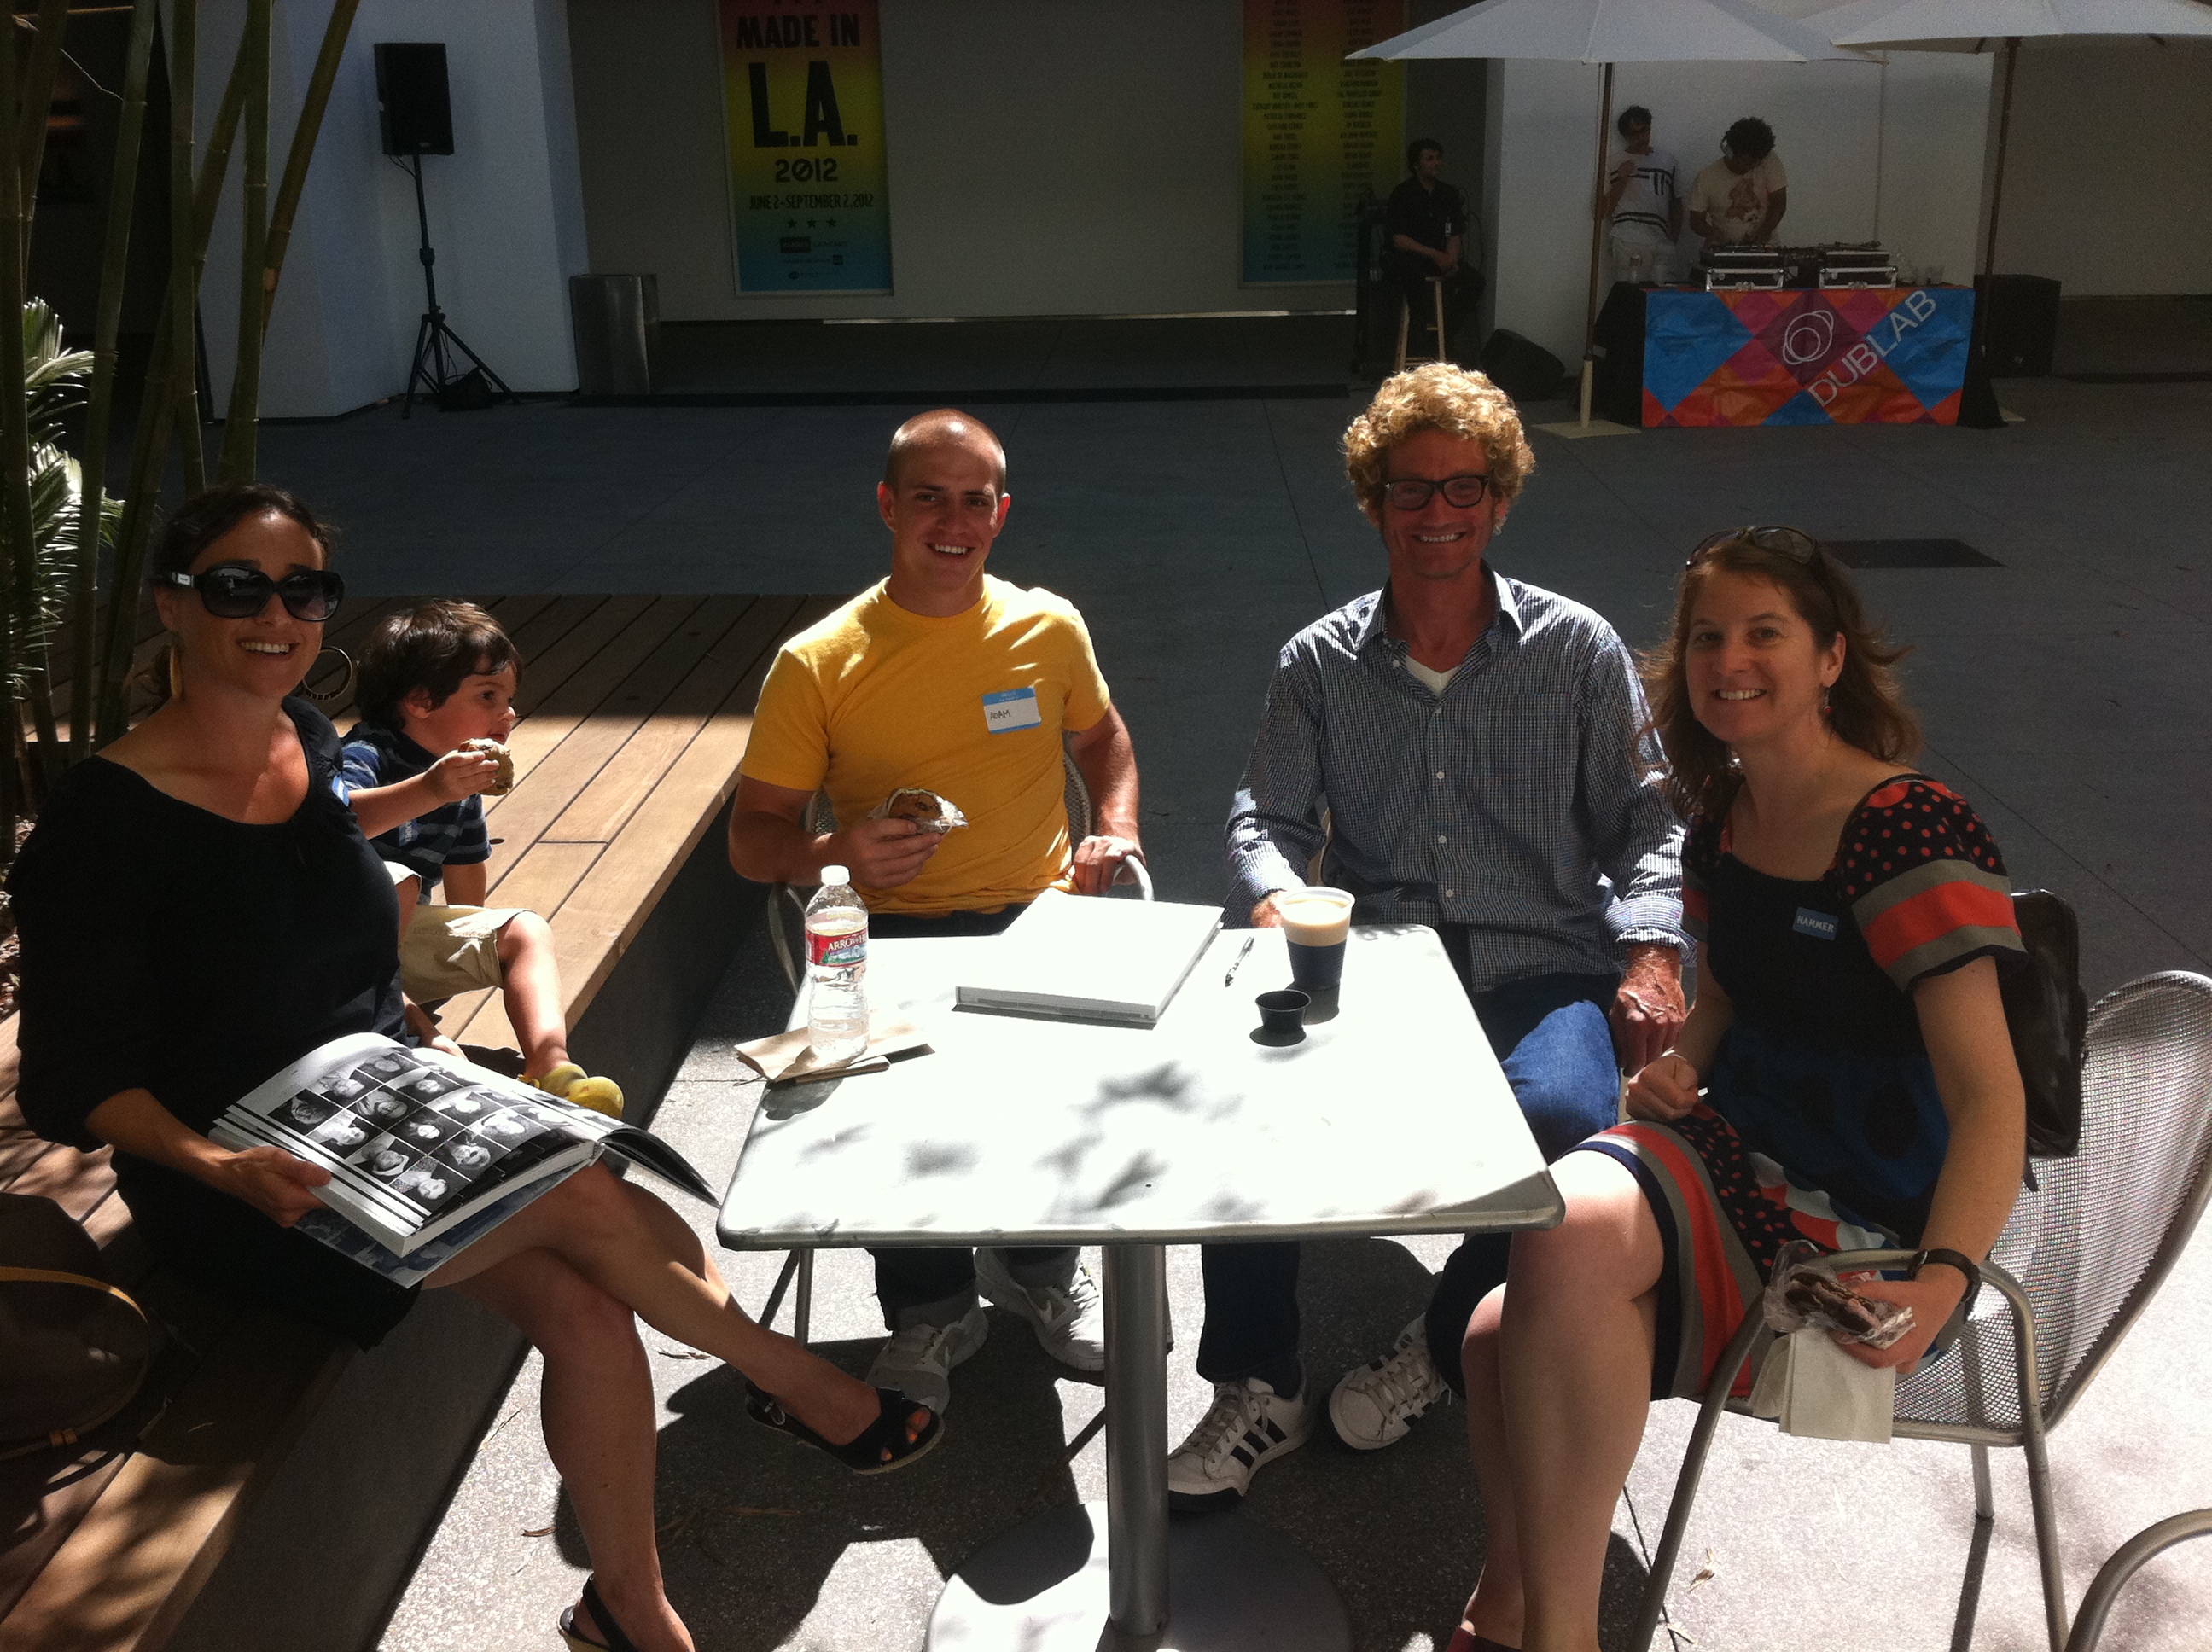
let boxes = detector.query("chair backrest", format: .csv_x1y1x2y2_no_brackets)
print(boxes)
1897,972,2212,1437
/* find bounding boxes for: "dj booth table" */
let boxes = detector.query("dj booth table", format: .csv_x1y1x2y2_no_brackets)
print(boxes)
1640,284,1976,427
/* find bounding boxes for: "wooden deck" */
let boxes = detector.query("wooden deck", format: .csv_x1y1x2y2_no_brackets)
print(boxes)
0,590,838,1652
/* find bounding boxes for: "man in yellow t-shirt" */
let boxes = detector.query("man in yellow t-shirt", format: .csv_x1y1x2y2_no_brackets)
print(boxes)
728,408,1143,1412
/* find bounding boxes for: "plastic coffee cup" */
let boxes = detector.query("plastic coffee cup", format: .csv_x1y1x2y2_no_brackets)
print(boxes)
1278,887,1353,994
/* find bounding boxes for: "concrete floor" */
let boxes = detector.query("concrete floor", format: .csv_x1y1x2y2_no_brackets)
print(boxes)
239,354,2212,1651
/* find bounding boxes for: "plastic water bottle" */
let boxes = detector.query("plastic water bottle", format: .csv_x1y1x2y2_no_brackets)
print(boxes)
805,865,870,1063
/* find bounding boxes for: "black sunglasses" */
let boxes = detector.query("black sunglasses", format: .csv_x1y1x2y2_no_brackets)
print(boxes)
1382,473,1497,512
166,565,345,622
1685,525,1822,570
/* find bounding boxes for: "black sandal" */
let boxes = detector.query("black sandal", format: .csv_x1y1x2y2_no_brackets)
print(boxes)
747,1383,942,1473
557,1576,642,1652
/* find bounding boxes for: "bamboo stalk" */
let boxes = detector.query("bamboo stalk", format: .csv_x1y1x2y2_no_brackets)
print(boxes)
164,0,201,492
93,32,248,744
66,0,156,758
216,0,269,482
259,0,358,335
15,0,72,256
0,0,32,842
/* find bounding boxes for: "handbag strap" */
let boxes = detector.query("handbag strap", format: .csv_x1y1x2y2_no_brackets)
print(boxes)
0,1265,148,1316
0,1266,154,1461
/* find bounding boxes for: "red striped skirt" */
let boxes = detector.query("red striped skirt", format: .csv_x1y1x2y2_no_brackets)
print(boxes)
1569,1106,1901,1401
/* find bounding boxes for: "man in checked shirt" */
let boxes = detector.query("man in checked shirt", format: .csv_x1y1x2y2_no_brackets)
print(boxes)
1165,364,1691,1510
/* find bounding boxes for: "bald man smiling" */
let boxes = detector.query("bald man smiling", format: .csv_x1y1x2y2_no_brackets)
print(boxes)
729,408,1143,1412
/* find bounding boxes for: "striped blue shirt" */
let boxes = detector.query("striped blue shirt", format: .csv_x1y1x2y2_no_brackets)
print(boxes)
1225,573,1687,996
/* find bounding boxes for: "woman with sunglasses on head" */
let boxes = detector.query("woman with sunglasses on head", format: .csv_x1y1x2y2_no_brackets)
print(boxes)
1446,528,2027,1652
9,484,937,1652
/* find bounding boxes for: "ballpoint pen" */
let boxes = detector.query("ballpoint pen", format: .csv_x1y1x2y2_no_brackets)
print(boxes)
1224,934,1255,987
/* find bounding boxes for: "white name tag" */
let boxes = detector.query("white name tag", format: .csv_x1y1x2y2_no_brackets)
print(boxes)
982,686,1043,734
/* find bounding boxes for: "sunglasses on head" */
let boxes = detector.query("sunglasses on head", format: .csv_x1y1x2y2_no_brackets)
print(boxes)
1685,525,1821,570
166,564,345,622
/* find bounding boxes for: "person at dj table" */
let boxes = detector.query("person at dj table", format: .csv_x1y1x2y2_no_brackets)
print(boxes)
1385,137,1483,362
1688,116,1789,250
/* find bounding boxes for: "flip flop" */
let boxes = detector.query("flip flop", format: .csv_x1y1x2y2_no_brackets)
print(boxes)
747,1383,942,1474
556,1577,641,1652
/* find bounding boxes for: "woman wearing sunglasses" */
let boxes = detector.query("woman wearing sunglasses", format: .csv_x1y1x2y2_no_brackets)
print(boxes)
1446,528,2027,1652
9,484,936,1652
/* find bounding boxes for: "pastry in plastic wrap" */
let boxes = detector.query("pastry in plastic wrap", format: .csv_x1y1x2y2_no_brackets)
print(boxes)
459,737,514,795
870,787,969,835
1764,1240,1914,1349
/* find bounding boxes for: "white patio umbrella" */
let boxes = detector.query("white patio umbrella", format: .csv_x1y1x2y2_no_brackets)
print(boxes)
1812,1,2212,314
1353,0,1869,435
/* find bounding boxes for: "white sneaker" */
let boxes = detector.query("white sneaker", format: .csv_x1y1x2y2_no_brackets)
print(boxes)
1166,1377,1313,1510
974,1248,1107,1372
864,1300,989,1414
1328,1317,1451,1451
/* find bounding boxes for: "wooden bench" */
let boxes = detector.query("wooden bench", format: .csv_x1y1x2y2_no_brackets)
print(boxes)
0,591,840,1652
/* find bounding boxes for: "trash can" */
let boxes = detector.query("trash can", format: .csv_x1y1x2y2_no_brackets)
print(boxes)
569,273,658,396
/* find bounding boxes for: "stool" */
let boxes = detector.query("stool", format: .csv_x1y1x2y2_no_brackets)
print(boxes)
1394,276,1450,371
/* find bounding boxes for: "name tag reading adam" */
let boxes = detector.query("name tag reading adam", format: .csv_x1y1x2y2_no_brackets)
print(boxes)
982,686,1043,735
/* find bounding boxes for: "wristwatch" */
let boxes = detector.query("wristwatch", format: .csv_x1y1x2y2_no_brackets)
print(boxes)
1907,1248,1983,1305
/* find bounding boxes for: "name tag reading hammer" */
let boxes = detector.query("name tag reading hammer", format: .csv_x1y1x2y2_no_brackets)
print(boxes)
982,686,1043,734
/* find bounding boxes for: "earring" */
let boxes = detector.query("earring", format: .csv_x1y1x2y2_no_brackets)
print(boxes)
302,646,357,703
167,644,183,701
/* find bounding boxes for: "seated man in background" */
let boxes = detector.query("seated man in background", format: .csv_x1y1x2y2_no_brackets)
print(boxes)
1688,116,1788,250
728,409,1143,1413
1171,363,1688,1510
1386,137,1484,363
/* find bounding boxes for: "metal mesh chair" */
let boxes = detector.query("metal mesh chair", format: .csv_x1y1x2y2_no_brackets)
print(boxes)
1632,971,2212,1652
756,748,1151,1340
2064,1509,2212,1652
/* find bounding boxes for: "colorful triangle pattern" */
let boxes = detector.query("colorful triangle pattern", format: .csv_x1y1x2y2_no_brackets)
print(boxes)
1642,288,1975,428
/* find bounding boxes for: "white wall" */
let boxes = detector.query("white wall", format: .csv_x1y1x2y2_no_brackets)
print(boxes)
1990,38,2212,296
1482,38,1991,365
568,0,1358,321
198,0,590,418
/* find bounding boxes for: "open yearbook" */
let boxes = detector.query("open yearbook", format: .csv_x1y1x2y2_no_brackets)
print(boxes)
208,1032,712,1288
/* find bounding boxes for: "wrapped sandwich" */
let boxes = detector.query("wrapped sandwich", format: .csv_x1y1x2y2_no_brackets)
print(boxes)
868,787,969,835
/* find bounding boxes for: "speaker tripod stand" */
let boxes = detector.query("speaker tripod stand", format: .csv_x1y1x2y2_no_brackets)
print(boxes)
400,152,518,418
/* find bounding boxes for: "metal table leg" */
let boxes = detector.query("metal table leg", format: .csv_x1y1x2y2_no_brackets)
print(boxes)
926,1242,1349,1652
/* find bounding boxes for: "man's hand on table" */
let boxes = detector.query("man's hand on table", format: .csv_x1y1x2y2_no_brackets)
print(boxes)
1610,943,1686,1071
1071,834,1143,896
831,817,942,889
1250,891,1292,928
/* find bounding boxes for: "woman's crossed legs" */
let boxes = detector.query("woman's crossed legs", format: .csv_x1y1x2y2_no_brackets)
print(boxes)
1460,1149,1665,1652
428,1165,925,1652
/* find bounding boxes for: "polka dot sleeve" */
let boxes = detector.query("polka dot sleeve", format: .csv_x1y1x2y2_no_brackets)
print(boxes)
1837,778,2023,992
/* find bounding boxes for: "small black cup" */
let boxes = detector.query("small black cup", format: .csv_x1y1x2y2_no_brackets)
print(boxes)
1253,988,1312,1046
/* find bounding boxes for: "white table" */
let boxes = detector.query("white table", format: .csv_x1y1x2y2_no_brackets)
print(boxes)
718,923,1563,1651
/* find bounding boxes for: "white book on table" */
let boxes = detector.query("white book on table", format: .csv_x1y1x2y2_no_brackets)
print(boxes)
954,888,1223,1025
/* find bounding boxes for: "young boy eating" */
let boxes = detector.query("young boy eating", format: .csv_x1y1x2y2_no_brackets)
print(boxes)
341,601,621,1116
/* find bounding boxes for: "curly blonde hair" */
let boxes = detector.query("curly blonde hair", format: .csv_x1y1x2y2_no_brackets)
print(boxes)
1342,364,1536,517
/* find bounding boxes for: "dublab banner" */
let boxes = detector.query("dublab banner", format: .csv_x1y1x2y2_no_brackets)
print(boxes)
1242,0,1404,284
1643,287,1975,426
718,0,890,294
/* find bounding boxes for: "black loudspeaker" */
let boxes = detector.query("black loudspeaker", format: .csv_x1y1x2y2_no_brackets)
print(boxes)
1975,274,2061,376
1478,328,1569,405
375,43,453,157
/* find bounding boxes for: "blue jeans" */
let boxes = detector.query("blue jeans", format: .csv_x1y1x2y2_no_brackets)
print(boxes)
1196,959,1621,1396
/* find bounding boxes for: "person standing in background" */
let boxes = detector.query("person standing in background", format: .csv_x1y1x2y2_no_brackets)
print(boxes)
1688,117,1789,250
1385,138,1484,364
1597,106,1682,285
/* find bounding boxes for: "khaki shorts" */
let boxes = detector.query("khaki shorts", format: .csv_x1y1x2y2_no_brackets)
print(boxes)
400,903,525,1002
